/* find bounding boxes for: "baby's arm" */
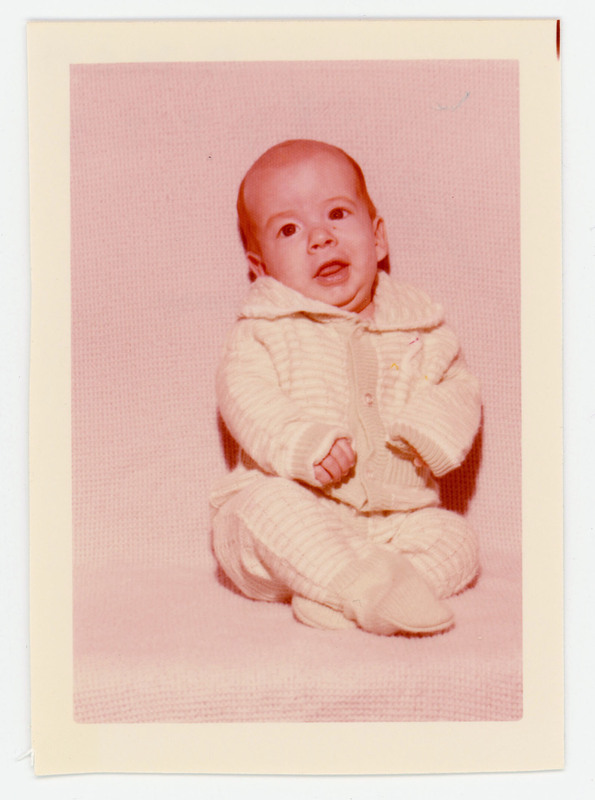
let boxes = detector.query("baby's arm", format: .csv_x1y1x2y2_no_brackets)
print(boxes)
217,321,352,486
388,332,481,478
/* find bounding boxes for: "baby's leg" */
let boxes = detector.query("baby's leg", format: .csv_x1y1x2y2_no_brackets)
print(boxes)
212,474,371,608
386,507,480,599
212,475,453,635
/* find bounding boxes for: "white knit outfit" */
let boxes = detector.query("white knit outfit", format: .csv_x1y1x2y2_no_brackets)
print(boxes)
210,272,482,633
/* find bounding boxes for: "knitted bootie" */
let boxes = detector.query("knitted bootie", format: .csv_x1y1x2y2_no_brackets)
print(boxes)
291,595,357,630
334,552,454,636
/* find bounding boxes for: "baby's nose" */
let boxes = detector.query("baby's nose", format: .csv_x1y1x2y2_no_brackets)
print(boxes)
308,226,337,250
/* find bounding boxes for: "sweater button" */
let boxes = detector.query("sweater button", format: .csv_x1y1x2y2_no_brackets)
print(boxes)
364,392,374,406
365,464,375,478
353,327,364,339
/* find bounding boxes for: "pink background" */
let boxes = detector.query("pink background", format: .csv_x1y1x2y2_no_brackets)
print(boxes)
71,60,521,722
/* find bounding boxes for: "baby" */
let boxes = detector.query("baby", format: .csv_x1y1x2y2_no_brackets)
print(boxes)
210,139,482,636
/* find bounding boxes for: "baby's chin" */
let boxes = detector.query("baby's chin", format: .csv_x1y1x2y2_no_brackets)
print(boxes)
323,291,374,317
311,282,374,313
320,278,377,316
275,272,377,315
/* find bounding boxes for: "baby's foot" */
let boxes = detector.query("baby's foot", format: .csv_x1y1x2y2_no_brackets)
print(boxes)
342,553,454,636
292,595,357,630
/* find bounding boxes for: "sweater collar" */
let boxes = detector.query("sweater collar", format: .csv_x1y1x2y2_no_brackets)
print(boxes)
238,271,444,331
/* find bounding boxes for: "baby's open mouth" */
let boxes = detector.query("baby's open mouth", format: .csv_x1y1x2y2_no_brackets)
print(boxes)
315,260,350,283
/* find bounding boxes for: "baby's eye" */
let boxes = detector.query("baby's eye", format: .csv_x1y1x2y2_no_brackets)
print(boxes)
279,223,297,237
329,207,348,220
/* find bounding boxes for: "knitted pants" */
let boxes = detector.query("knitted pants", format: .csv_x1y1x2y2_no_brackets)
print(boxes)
212,474,479,610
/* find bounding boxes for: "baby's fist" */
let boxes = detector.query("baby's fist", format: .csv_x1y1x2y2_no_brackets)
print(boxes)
313,438,356,486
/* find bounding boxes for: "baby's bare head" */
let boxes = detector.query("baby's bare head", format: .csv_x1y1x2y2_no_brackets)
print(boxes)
237,139,377,255
235,139,388,316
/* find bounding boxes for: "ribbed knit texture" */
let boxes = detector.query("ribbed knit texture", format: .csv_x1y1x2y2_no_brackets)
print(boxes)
212,471,479,623
392,506,480,599
213,273,481,515
213,476,372,607
210,273,482,629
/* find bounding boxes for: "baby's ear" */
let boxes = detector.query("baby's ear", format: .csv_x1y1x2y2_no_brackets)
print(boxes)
247,252,267,279
373,217,389,263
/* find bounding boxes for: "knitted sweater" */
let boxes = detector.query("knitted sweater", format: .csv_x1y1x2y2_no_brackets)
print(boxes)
211,272,481,514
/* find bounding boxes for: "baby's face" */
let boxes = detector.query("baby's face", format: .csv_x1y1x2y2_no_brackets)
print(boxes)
244,152,388,315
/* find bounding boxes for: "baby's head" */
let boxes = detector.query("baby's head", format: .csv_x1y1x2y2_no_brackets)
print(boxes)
237,140,388,316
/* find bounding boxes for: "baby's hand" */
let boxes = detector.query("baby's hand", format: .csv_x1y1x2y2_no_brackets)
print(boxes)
313,438,356,486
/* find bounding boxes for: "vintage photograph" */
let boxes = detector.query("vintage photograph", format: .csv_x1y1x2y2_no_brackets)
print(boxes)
27,19,562,775
70,57,521,723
